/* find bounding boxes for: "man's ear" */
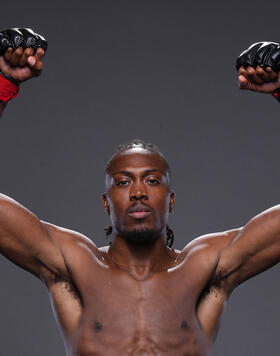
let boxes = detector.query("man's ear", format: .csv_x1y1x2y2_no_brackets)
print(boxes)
102,193,110,215
169,191,175,212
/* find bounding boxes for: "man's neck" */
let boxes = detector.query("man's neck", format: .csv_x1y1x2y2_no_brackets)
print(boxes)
107,234,176,279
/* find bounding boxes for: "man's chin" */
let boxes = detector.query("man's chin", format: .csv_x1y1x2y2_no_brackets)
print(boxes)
121,227,158,244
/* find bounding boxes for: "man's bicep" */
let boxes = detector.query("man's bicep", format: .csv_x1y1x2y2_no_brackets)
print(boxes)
215,207,280,291
0,194,66,279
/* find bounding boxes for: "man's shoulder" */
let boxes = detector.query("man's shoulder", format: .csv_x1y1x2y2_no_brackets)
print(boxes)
41,221,100,257
177,228,242,263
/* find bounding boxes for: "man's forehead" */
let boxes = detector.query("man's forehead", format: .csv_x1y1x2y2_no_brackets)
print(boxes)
106,148,169,175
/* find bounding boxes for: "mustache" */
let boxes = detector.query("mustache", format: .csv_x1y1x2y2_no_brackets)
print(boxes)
127,203,153,214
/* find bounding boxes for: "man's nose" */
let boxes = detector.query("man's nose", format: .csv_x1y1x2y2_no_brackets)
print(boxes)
129,181,148,201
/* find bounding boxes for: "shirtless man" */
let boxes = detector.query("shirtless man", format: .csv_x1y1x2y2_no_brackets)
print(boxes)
0,29,280,356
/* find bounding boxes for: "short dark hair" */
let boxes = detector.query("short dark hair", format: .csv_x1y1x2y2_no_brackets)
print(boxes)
105,139,172,188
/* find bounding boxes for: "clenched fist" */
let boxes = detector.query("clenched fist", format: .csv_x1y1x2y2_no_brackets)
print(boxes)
0,28,47,83
236,42,280,93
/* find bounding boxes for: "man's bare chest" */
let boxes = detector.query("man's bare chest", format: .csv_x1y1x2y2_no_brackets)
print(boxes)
51,265,209,355
50,258,209,332
47,245,224,355
80,266,198,327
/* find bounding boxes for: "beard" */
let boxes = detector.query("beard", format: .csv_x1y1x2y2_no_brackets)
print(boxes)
120,226,159,245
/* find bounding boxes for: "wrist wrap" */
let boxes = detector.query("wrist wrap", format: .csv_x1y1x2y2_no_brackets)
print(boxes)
0,71,19,103
272,88,280,102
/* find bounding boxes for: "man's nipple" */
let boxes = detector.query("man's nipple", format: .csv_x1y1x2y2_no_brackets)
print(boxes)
181,320,189,330
94,321,103,332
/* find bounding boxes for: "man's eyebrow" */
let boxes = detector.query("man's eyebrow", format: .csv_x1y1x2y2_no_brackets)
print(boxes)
111,170,133,177
143,169,165,175
112,169,166,176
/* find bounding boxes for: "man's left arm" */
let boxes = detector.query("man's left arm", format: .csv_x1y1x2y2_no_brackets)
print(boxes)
213,43,280,293
215,205,280,293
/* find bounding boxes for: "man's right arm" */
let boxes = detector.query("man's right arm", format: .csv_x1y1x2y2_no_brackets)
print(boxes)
0,29,68,281
0,194,67,279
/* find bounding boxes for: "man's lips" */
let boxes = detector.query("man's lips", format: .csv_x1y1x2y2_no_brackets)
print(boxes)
129,211,152,219
127,204,152,219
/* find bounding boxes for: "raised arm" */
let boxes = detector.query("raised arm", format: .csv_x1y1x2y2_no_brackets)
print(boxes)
0,193,67,279
212,42,280,294
0,29,67,281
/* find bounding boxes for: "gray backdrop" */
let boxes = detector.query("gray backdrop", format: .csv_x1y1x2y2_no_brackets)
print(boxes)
0,0,280,355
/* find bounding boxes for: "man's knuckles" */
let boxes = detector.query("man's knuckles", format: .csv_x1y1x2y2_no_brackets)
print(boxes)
236,41,280,73
0,28,47,57
18,28,48,54
10,47,23,65
4,47,12,61
3,45,43,71
238,65,279,85
255,66,269,82
34,61,43,71
239,66,261,84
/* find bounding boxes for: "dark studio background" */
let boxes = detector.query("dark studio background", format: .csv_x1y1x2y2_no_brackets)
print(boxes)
0,0,279,355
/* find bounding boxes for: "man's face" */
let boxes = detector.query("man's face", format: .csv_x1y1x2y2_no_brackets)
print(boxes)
103,148,174,243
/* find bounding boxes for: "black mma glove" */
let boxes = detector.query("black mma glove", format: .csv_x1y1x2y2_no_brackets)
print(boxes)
236,41,280,102
0,28,48,56
0,28,47,103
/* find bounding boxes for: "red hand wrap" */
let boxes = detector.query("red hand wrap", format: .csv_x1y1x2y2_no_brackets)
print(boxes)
272,88,280,102
0,72,19,103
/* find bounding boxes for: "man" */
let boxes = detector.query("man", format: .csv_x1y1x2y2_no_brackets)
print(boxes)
0,29,280,356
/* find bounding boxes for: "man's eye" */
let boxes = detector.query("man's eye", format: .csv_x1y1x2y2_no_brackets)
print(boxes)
147,179,160,185
116,180,129,186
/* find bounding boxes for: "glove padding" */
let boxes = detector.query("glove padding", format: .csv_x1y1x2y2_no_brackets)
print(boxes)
236,41,280,73
0,28,47,56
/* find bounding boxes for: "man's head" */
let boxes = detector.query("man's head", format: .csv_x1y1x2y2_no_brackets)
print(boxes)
103,140,175,246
